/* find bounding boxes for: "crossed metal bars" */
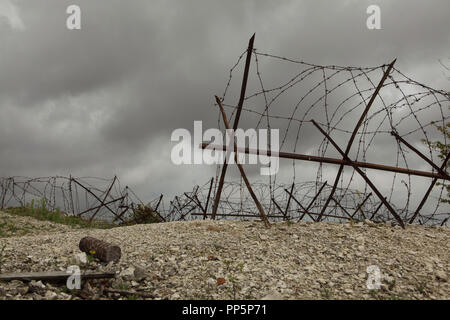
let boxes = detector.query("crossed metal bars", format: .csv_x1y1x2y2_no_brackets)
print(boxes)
0,175,152,224
201,35,449,228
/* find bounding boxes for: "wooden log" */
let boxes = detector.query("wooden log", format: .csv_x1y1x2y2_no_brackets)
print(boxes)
79,237,121,262
0,270,115,282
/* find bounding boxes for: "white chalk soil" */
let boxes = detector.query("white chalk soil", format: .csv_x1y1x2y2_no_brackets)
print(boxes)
0,210,448,300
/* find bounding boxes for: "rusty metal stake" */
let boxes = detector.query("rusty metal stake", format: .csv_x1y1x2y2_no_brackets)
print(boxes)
391,131,450,179
214,95,271,228
311,119,405,228
316,59,396,222
211,34,256,220
409,151,450,224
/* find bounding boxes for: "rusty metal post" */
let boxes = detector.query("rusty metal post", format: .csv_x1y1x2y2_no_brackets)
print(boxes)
409,151,450,224
351,193,372,220
214,95,271,228
89,176,117,222
78,196,125,217
284,188,316,221
284,182,295,219
272,197,288,220
370,199,386,221
154,194,164,212
331,197,354,219
298,181,328,221
391,131,450,179
71,178,121,221
211,34,256,220
316,59,396,222
204,178,214,220
311,119,405,228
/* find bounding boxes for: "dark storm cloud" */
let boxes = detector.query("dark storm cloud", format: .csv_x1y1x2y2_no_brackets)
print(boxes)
0,0,449,203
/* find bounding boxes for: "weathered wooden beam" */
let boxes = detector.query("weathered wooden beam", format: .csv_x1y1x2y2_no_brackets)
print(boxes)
0,270,115,282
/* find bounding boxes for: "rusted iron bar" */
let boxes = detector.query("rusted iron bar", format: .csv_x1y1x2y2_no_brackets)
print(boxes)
369,199,386,221
311,119,405,228
215,95,271,228
409,151,450,224
71,178,121,221
298,181,328,222
114,206,130,223
184,192,205,214
89,176,117,223
78,196,125,217
204,178,214,220
272,197,288,220
175,194,196,213
175,187,198,213
316,59,396,222
0,270,115,282
180,205,201,220
194,194,206,215
331,197,354,219
284,188,315,221
68,175,75,215
152,194,166,222
391,131,450,179
284,183,295,219
154,194,163,211
211,34,256,220
351,193,372,219
200,143,446,180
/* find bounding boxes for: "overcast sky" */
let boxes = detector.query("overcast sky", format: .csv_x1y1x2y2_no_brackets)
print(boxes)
0,0,449,210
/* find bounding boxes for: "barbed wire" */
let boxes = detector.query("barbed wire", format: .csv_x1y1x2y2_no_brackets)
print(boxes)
1,46,448,227
208,47,449,226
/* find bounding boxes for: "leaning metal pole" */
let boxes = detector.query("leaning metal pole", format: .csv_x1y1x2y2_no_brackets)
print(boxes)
211,34,255,220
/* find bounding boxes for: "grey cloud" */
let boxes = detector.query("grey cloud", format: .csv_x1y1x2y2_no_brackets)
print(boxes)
0,0,448,206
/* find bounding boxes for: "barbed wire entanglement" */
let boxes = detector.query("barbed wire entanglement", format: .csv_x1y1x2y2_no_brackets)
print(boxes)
1,37,448,227
0,176,150,223
200,35,449,227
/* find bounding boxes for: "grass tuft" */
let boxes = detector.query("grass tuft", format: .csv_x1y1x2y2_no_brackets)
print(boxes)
4,198,116,229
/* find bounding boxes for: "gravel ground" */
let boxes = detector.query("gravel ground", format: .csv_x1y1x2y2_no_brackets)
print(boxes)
0,211,448,300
